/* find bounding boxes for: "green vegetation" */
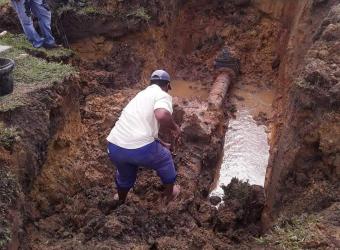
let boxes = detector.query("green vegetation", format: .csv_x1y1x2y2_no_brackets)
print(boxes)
0,33,75,111
255,214,324,250
55,2,106,17
127,7,151,21
4,49,74,84
0,92,27,112
79,5,103,15
0,33,75,85
0,221,11,249
0,0,9,7
0,168,18,248
54,2,151,22
0,33,74,61
0,122,19,150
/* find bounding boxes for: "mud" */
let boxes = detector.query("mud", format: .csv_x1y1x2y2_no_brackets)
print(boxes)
0,0,339,249
264,1,340,225
0,4,20,34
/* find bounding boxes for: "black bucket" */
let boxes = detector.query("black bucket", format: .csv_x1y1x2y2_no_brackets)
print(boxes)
0,58,15,96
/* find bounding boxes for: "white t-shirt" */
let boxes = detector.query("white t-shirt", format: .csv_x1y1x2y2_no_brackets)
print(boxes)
107,84,173,149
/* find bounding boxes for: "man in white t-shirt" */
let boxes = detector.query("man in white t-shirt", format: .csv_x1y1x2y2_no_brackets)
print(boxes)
107,70,181,204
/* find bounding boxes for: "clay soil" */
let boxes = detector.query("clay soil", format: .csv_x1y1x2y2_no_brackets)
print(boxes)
0,0,339,249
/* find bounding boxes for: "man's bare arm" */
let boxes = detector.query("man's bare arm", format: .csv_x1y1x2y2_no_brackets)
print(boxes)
154,108,180,137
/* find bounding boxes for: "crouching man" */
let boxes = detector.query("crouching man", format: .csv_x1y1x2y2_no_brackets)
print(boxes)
107,70,181,204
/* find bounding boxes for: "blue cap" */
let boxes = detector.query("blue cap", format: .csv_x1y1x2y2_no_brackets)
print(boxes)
150,69,171,82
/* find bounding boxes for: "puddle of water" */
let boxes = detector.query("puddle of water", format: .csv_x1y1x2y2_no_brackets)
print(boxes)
169,80,209,99
210,85,274,198
232,84,274,116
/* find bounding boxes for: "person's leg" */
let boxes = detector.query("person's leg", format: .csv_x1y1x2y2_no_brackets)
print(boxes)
114,165,138,203
107,143,138,203
141,141,179,202
10,0,44,48
30,0,55,46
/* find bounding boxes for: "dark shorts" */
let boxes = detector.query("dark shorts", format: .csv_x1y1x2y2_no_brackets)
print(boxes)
107,140,177,190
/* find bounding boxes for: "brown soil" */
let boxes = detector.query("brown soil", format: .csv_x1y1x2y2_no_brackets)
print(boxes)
0,0,339,249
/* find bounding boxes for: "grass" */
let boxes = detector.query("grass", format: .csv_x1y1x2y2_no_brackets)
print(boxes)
127,7,151,21
0,224,11,249
4,49,74,84
254,214,324,250
0,0,8,7
56,2,107,17
0,33,75,85
79,6,103,15
0,33,76,112
0,33,74,61
0,168,18,248
0,91,27,112
0,122,19,150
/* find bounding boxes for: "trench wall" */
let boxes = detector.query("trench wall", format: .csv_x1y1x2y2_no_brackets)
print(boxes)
261,0,340,226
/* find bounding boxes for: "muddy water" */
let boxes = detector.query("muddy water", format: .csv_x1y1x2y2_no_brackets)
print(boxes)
211,84,274,198
170,80,209,99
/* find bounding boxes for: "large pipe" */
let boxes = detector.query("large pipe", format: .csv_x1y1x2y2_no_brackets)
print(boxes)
208,72,232,109
208,48,240,109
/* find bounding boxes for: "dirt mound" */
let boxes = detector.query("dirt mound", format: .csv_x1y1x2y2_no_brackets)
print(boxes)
0,3,20,34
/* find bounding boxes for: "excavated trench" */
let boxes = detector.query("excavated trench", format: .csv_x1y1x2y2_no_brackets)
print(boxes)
25,3,277,246
1,0,339,249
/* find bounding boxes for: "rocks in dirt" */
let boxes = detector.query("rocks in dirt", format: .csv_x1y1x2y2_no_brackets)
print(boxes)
98,198,121,215
215,207,237,232
312,0,329,8
233,0,251,7
182,117,211,144
36,214,63,235
314,5,340,41
209,195,222,205
321,23,340,41
254,111,269,126
82,215,106,241
304,69,332,89
295,172,309,186
100,215,124,238
215,178,264,234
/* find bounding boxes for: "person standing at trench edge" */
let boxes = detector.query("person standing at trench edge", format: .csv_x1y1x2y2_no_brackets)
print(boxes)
10,0,58,49
107,70,181,204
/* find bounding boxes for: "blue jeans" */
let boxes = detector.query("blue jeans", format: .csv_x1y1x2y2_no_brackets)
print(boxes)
108,141,177,190
11,0,55,48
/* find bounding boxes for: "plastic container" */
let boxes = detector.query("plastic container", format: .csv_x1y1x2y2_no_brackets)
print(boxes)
0,58,15,96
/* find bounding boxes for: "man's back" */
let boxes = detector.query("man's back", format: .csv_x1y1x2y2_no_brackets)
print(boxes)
107,84,172,149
